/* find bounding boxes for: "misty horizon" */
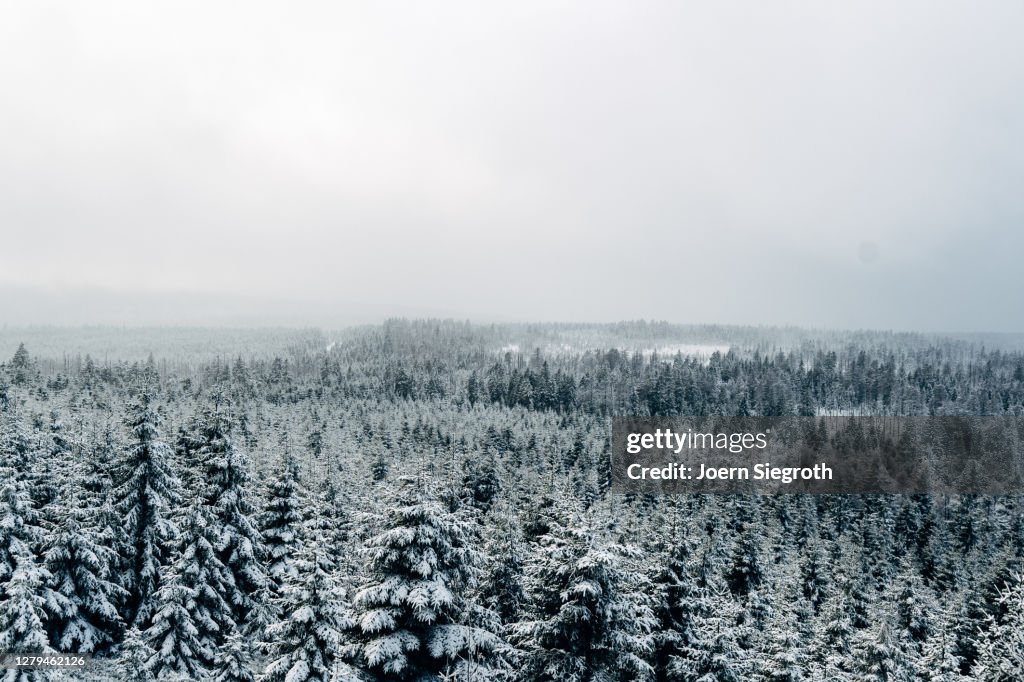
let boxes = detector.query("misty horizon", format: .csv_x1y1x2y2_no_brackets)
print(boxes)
2,1,1023,332
2,284,1024,336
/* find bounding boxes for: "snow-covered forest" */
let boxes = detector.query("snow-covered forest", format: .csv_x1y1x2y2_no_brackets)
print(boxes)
1,320,1023,681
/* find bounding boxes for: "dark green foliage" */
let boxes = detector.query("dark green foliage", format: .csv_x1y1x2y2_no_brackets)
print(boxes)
112,395,180,627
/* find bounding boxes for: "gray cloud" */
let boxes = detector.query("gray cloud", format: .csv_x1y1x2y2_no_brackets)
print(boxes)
1,1,1022,331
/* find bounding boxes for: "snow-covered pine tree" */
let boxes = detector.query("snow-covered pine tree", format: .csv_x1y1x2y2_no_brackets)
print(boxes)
726,514,766,598
143,567,206,680
515,497,655,682
0,461,72,659
346,477,503,681
760,571,808,682
118,626,156,682
113,395,180,627
260,545,352,682
302,478,352,578
191,406,267,621
892,558,934,648
214,629,257,682
82,422,119,498
145,504,236,678
478,505,527,631
43,488,126,653
0,415,46,520
680,538,751,682
370,447,388,483
0,545,54,676
684,593,747,682
807,568,858,680
650,525,700,681
9,343,32,386
460,450,501,513
952,546,1015,672
800,539,830,614
853,620,915,682
916,618,966,682
260,453,304,593
22,411,67,523
973,571,1024,680
0,471,38,587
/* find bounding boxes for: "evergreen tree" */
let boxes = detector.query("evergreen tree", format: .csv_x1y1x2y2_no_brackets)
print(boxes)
478,508,527,630
144,567,208,679
346,478,502,681
10,344,31,386
800,540,830,613
0,546,54,680
760,577,807,682
0,474,38,587
727,518,766,597
302,479,352,577
917,624,965,682
515,500,654,682
853,620,915,682
893,560,933,646
973,571,1024,680
119,625,156,682
808,579,857,679
192,407,267,620
145,504,236,678
685,594,747,682
260,453,304,593
650,530,700,681
112,395,180,627
214,629,257,682
460,450,501,513
43,490,126,653
260,546,352,682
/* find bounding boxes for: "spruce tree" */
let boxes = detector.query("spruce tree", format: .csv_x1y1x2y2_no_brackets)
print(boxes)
760,576,808,682
346,478,502,681
43,490,126,653
917,623,965,682
478,507,527,630
303,479,352,578
515,500,655,682
260,546,352,682
682,539,751,682
686,595,747,682
853,620,915,682
460,450,501,513
119,626,156,682
973,571,1024,680
214,629,257,682
145,504,236,678
0,546,56,682
192,407,267,620
650,531,700,681
0,474,38,587
808,581,857,679
10,344,31,386
892,559,934,646
112,395,180,627
260,453,304,593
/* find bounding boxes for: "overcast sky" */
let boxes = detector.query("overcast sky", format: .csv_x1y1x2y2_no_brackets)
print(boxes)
1,1,1022,331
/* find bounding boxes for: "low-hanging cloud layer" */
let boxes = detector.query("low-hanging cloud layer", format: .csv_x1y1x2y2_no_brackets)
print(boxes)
1,1,1022,331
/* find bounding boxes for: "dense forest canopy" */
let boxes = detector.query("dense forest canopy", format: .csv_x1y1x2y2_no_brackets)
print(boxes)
0,320,1021,681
